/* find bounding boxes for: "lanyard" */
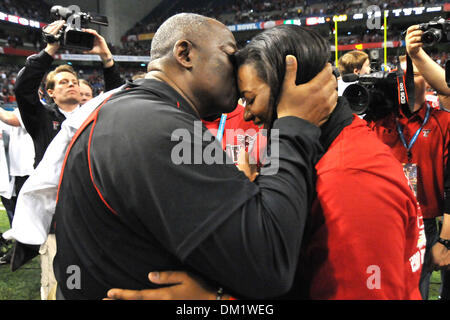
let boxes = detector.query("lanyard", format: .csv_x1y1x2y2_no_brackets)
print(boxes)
396,104,431,161
216,114,227,142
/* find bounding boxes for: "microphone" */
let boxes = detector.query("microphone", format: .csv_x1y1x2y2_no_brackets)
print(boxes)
50,5,76,19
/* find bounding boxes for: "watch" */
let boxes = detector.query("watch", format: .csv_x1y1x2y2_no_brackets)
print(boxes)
437,237,450,249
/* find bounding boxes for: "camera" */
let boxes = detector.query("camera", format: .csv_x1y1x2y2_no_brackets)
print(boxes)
342,70,403,120
43,5,108,51
418,17,450,47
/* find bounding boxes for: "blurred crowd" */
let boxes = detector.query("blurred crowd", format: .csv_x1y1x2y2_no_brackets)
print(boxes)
124,0,445,36
0,64,145,106
0,0,51,23
0,64,20,104
0,0,447,57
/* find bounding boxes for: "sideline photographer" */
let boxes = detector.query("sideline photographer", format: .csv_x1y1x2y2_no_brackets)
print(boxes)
13,13,123,300
337,50,372,96
405,25,450,98
367,22,450,300
405,23,450,299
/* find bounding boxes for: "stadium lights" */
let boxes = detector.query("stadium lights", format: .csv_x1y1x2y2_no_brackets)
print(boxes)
305,16,326,26
413,7,425,15
391,9,402,17
0,11,43,28
222,5,443,35
333,15,348,22
403,8,413,16
426,6,442,12
283,19,301,26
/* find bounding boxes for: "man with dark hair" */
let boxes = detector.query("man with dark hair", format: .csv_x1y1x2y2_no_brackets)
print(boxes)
53,13,338,300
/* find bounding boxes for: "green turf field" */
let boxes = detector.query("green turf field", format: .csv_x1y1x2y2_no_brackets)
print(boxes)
0,208,41,300
0,209,445,300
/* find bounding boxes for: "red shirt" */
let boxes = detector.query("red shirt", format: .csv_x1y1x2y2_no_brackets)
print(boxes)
370,102,450,219
202,104,265,164
300,116,424,299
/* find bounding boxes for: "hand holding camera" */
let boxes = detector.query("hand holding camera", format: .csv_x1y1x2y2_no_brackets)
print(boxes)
82,29,114,68
42,5,109,52
43,20,65,56
405,25,425,58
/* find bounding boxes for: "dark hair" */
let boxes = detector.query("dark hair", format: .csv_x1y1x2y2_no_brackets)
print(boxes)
235,25,330,122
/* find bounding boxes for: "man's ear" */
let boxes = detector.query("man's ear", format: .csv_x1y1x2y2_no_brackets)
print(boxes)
353,68,360,75
173,39,194,69
47,89,54,98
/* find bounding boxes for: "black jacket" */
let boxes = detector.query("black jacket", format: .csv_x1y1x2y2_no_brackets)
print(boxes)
14,49,124,167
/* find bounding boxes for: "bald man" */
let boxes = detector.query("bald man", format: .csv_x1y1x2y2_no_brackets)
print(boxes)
53,13,337,300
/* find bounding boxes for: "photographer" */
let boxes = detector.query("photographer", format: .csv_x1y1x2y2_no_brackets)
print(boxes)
404,24,450,300
405,25,450,98
337,50,372,96
368,25,450,300
13,19,123,300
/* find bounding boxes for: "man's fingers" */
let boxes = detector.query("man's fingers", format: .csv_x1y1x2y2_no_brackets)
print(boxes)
148,271,186,285
237,149,248,166
83,28,96,33
107,288,144,300
406,25,420,34
309,63,333,88
44,20,65,34
282,55,298,89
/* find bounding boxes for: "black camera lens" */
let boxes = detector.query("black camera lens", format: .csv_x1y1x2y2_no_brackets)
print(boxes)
343,84,370,115
422,28,442,46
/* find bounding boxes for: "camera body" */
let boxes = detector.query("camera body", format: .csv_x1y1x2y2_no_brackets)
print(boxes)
43,5,108,51
418,17,450,47
342,70,402,121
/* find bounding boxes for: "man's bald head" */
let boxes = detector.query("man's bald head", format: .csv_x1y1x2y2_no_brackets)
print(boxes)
150,13,213,60
148,13,238,118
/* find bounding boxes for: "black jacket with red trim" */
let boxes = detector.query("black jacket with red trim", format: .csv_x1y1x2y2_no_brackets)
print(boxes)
54,78,323,300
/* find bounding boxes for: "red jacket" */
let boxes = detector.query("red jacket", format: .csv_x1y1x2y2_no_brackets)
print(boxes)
370,102,450,219
202,104,265,164
301,116,424,299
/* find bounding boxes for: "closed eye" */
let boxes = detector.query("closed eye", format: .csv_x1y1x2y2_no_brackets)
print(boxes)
228,53,237,69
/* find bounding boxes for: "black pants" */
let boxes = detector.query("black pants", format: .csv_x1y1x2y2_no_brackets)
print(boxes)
419,218,439,300
0,175,29,225
438,219,450,300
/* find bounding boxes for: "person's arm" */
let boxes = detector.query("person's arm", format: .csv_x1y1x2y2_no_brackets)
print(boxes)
14,21,64,135
431,214,450,270
0,108,20,127
106,151,260,300
82,29,124,91
405,25,450,96
102,58,337,299
431,143,450,270
106,168,418,300
178,60,337,299
106,271,218,300
307,168,420,299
